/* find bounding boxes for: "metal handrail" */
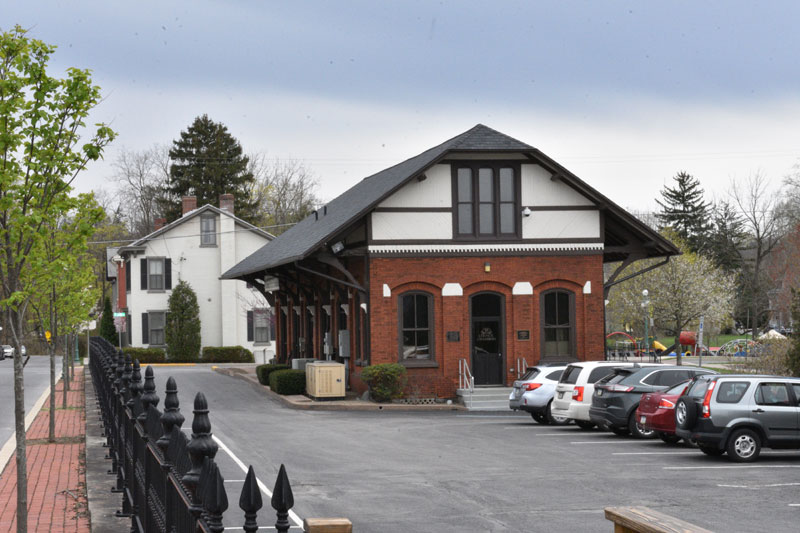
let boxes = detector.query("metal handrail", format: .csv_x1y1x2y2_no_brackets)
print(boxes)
516,357,529,377
458,359,474,410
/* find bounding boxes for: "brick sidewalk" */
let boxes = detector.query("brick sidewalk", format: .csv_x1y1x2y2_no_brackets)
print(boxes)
0,368,89,532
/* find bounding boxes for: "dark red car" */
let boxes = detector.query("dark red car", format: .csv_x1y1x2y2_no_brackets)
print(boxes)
636,380,691,444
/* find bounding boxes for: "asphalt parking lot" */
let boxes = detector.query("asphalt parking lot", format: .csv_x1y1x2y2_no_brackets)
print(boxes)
146,365,800,533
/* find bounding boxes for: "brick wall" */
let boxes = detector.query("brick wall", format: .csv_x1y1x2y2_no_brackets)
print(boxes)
365,254,605,398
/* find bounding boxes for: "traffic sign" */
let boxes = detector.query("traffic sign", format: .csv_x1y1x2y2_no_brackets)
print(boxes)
113,312,126,318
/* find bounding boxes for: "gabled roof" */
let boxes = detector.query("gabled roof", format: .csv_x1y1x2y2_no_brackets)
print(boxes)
118,204,273,255
222,124,678,280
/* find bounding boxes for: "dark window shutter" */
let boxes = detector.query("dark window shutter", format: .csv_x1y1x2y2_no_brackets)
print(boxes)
142,313,149,344
126,315,132,345
125,261,131,292
247,311,254,342
165,259,172,289
140,258,148,290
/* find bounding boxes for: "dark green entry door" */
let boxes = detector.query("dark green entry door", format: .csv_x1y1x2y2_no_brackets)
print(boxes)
471,293,504,385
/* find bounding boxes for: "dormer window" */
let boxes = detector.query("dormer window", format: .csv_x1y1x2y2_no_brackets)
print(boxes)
201,214,216,246
453,163,520,239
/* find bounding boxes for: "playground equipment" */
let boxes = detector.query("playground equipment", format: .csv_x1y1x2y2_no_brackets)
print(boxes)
605,332,661,362
718,338,760,358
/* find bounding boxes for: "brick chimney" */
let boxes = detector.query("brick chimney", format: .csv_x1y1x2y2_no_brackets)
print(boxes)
219,193,234,214
154,217,167,231
182,196,197,216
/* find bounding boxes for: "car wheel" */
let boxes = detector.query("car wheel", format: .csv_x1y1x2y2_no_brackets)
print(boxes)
675,396,697,430
575,420,595,430
546,401,571,426
610,426,630,436
658,432,682,445
530,412,548,425
726,428,761,463
629,411,657,439
698,445,725,456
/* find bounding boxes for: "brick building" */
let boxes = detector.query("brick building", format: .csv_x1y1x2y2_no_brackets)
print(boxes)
222,125,678,398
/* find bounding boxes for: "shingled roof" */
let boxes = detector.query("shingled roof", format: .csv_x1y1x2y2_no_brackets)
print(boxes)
222,124,678,280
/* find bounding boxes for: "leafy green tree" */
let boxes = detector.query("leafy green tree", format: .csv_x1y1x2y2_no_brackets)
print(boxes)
165,280,201,362
655,171,712,253
0,26,115,532
161,115,258,223
99,297,118,345
706,200,747,273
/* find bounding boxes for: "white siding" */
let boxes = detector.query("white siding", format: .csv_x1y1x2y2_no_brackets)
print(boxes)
521,164,594,206
371,212,453,240
522,210,601,239
377,164,451,208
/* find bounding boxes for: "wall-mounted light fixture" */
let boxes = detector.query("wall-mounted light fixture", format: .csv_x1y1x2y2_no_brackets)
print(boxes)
522,206,532,217
484,262,491,273
331,241,345,254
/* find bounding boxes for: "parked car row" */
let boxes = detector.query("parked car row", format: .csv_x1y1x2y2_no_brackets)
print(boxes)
512,360,800,462
0,345,27,360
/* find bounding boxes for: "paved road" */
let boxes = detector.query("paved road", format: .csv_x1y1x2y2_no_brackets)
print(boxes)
146,365,800,533
0,355,63,447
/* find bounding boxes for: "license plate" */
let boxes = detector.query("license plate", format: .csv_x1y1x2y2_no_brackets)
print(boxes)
597,389,603,396
558,392,563,399
640,416,646,424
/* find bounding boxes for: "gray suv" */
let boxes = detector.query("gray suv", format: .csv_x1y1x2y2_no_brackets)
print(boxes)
675,374,800,462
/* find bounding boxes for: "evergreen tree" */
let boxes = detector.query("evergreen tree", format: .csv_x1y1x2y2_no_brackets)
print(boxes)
706,200,747,272
655,171,711,253
165,280,201,362
788,289,800,377
99,297,118,346
161,115,258,222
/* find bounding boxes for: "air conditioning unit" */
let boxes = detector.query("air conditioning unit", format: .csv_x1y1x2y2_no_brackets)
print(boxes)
291,358,316,371
306,362,345,400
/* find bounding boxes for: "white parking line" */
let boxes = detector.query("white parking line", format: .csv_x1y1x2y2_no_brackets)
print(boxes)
613,451,697,455
718,482,800,489
665,465,800,470
789,504,800,507
571,440,657,445
213,435,304,529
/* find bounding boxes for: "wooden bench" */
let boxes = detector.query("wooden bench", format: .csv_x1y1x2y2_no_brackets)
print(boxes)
604,506,713,533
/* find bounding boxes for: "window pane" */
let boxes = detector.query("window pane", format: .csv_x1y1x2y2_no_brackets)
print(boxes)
457,204,473,234
499,168,514,201
402,295,415,328
402,331,416,359
457,169,472,202
500,203,515,234
149,259,163,275
478,168,493,202
544,293,557,326
556,292,570,325
479,203,494,234
415,330,430,358
415,294,429,328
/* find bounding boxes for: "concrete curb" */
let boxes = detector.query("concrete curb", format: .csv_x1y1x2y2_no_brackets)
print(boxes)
0,377,55,475
212,366,466,412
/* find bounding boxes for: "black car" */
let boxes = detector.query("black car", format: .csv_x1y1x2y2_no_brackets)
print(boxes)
589,366,716,438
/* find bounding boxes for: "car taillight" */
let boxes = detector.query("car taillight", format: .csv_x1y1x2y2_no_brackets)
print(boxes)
658,398,676,409
572,386,584,402
701,381,716,418
606,384,634,392
525,383,542,391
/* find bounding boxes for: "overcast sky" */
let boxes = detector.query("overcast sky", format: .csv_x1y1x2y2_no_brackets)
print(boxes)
6,1,800,213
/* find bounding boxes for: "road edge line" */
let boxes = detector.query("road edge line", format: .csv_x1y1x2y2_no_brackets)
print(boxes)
0,374,59,474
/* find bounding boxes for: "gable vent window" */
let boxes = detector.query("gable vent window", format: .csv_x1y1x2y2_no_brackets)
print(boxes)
454,164,519,239
201,215,216,246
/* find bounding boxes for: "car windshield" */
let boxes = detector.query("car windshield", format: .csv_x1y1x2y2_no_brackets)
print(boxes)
665,379,691,395
597,370,633,385
520,368,541,381
560,365,581,384
686,378,710,399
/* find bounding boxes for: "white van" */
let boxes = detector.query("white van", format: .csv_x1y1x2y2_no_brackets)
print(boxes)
550,361,665,428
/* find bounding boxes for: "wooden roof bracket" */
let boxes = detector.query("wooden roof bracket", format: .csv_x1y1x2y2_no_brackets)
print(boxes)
294,262,367,295
603,256,670,300
315,252,367,293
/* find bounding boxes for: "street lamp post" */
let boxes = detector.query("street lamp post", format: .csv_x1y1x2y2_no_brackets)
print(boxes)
641,289,650,361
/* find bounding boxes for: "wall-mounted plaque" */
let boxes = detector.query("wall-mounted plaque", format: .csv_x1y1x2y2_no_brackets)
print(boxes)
446,331,460,342
517,330,530,340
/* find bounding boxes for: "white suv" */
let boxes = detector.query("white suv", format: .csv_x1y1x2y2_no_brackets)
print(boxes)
551,361,665,429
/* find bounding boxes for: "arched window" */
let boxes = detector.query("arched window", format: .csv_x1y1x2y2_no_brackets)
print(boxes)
398,291,434,364
540,289,575,359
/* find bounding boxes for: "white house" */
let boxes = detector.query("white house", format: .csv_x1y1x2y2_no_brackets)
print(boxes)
108,194,276,361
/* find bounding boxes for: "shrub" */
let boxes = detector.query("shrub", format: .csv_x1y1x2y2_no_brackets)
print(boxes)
165,280,201,362
269,369,306,395
360,363,407,402
99,297,118,346
256,363,290,385
201,346,254,363
122,347,166,364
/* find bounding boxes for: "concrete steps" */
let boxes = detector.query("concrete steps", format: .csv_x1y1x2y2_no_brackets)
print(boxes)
456,387,513,411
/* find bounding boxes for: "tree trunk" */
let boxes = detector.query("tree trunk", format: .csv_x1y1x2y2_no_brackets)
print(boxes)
49,296,57,443
62,334,68,410
10,310,28,533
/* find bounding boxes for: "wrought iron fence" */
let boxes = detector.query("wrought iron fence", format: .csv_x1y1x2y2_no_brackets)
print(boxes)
89,336,297,533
